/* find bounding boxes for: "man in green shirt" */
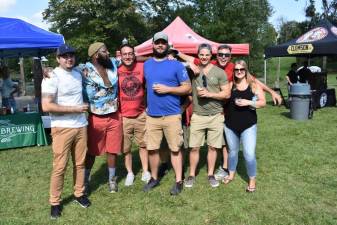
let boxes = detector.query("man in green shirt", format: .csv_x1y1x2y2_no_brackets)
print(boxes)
185,43,230,188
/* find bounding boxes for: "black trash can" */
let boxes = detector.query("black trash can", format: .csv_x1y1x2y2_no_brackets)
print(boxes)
289,83,311,120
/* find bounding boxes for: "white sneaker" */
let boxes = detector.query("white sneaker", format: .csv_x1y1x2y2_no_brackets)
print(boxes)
124,172,135,186
141,171,151,183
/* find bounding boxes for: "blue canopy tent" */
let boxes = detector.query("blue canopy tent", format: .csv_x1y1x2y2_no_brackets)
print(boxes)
0,17,64,58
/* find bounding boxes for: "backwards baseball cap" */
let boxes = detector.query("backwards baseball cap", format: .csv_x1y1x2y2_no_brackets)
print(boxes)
88,42,105,57
153,32,168,42
56,44,76,56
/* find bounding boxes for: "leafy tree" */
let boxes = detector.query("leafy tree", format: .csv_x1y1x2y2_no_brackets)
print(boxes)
43,0,148,62
303,0,337,27
189,0,276,74
43,0,276,74
134,0,195,35
136,0,276,74
277,20,302,43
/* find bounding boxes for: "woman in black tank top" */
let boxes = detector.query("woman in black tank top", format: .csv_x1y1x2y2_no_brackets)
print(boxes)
223,60,266,192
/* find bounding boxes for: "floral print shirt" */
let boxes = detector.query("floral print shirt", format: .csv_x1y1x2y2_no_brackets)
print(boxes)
77,58,120,115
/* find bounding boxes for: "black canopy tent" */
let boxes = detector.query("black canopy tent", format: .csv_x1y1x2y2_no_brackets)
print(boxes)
265,20,337,59
264,20,337,108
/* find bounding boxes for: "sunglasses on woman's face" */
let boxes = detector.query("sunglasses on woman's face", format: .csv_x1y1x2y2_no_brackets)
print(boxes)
234,68,246,72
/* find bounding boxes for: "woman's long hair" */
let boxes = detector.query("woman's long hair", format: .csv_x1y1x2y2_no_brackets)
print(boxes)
233,60,257,93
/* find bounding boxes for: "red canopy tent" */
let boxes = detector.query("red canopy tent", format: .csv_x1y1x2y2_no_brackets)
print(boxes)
135,16,249,56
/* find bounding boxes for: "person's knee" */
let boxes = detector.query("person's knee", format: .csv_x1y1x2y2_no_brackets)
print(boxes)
208,146,218,152
170,151,180,157
53,162,68,175
149,149,159,155
190,147,199,152
244,152,256,162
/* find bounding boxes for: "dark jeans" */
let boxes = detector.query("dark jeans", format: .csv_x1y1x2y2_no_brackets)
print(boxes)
2,97,16,111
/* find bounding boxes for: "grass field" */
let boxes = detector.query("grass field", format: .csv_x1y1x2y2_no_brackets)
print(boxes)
0,72,336,225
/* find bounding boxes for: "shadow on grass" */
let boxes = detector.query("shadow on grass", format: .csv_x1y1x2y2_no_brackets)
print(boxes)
84,148,148,196
183,144,208,178
281,111,291,118
81,140,211,195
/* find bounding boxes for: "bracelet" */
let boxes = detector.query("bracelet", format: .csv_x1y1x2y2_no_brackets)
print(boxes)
251,99,256,108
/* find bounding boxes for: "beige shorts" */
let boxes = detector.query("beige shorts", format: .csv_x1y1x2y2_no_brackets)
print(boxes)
122,111,146,153
183,125,190,150
145,114,183,152
189,113,224,149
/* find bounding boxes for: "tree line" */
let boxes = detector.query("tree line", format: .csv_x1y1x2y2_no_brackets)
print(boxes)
42,0,275,75
41,0,337,75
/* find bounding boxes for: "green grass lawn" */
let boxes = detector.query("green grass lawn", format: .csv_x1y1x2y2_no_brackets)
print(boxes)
1,75,336,225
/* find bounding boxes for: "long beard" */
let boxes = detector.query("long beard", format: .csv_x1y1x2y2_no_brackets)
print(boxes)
153,47,168,59
97,54,113,69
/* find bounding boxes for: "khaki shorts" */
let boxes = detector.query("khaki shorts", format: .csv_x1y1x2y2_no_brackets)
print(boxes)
189,113,224,149
182,125,190,150
145,114,183,152
122,111,146,153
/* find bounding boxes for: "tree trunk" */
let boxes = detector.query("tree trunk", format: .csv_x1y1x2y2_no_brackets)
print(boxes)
32,58,43,112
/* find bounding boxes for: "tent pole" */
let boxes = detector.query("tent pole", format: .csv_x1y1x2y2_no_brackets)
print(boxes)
322,56,327,70
275,57,280,88
19,57,26,96
264,55,267,84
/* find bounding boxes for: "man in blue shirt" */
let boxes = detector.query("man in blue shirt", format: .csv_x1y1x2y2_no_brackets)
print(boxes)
143,32,191,195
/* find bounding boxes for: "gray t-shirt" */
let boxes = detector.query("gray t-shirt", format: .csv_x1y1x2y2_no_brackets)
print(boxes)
192,65,227,115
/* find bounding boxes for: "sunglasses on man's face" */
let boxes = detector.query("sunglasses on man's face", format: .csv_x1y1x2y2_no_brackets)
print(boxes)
202,75,207,87
217,53,231,58
234,68,246,72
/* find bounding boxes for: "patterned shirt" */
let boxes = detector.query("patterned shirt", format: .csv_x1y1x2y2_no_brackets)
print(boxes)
77,58,120,115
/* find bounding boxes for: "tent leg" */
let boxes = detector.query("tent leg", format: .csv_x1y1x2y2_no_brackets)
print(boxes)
19,57,26,96
264,58,267,84
275,57,280,88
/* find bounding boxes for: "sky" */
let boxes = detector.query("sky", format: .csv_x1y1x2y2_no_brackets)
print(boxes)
0,0,323,31
269,0,323,29
0,0,49,30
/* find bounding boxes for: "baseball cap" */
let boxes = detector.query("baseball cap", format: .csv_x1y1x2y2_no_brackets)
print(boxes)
153,32,168,42
56,44,76,56
88,42,105,57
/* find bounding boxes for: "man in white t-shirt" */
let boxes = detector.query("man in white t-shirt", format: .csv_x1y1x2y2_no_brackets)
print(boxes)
41,44,91,220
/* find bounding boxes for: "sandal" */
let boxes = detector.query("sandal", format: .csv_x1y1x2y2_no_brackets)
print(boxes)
222,176,233,185
246,186,256,193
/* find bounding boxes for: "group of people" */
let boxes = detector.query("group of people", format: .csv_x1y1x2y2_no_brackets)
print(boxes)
41,32,282,219
0,65,19,111
285,61,317,88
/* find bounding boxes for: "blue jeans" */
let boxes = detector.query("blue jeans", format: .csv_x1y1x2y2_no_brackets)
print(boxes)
2,97,16,111
224,124,257,178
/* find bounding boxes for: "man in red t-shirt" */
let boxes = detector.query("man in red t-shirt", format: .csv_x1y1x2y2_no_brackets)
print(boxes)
177,44,282,181
118,44,150,186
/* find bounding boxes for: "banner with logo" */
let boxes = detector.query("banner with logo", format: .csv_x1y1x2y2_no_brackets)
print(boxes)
0,112,48,150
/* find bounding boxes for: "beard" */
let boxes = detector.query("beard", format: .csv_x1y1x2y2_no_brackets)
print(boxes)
97,53,113,69
153,47,168,59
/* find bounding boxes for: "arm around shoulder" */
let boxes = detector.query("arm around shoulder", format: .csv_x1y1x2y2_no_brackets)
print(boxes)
254,76,282,105
253,85,266,109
